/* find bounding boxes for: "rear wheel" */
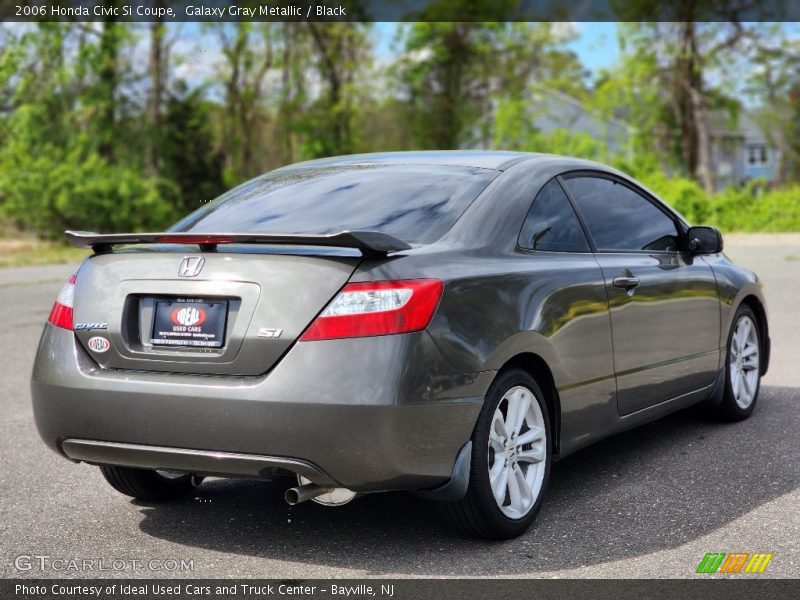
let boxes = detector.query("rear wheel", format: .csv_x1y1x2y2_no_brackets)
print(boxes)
99,466,197,502
718,305,762,421
440,369,551,539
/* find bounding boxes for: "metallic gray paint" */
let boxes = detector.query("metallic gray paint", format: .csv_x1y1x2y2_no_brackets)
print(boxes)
32,324,486,492
592,251,720,414
72,251,359,375
31,151,770,494
61,439,331,482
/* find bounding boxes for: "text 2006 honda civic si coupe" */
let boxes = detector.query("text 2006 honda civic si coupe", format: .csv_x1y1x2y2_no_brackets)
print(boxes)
31,151,769,539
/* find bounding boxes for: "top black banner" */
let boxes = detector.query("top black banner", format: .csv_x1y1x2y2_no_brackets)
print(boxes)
3,0,800,22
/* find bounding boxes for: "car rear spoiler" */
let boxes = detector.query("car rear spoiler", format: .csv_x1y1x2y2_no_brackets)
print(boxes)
65,230,413,256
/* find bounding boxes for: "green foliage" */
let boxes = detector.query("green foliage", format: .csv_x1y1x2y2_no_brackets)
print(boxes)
711,183,800,232
395,21,584,150
638,171,712,224
638,173,800,232
492,98,539,150
160,85,227,214
298,22,372,158
0,150,178,238
394,22,494,148
0,22,181,238
532,129,610,161
0,20,798,246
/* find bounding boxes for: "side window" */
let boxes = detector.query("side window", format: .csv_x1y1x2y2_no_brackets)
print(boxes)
563,176,680,251
518,179,590,252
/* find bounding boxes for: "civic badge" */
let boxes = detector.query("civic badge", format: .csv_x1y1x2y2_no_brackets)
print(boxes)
178,256,205,277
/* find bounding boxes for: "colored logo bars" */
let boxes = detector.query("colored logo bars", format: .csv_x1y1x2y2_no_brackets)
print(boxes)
696,552,773,574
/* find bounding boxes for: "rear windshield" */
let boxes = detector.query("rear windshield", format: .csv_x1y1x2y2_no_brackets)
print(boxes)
169,164,497,244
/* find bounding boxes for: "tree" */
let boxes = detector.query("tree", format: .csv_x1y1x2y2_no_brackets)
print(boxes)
0,22,179,236
96,18,122,160
611,2,761,192
145,15,166,176
395,22,585,150
394,22,493,149
274,23,308,163
160,82,226,214
301,22,372,157
212,22,276,182
744,29,800,183
786,81,800,183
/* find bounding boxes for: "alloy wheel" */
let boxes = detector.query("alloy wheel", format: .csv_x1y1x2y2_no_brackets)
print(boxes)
487,386,547,519
729,315,760,410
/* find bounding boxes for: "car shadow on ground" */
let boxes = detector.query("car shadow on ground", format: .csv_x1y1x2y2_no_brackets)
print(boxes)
136,386,798,576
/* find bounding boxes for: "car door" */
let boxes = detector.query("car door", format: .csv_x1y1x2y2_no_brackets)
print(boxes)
561,172,721,415
516,178,617,438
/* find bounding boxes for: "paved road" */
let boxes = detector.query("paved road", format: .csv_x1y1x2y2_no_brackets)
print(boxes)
1,237,798,579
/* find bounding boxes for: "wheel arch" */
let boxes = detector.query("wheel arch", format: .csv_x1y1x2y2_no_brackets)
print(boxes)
496,353,561,458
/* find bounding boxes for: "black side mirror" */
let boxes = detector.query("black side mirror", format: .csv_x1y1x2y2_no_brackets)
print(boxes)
687,226,723,254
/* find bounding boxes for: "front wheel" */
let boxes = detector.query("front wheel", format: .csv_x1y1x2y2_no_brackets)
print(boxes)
440,369,551,539
718,305,763,421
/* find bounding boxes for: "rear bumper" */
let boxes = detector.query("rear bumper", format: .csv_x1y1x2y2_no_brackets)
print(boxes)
31,325,489,492
61,439,331,481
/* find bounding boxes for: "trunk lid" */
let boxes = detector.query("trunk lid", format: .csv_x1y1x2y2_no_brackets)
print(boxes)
71,250,360,375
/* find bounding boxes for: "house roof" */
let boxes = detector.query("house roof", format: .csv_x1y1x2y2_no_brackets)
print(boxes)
528,86,635,134
710,110,777,145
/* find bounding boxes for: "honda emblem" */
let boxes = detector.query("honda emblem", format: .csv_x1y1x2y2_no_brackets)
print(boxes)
178,256,205,277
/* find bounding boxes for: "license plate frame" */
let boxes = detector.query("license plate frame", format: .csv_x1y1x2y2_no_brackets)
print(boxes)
150,297,228,348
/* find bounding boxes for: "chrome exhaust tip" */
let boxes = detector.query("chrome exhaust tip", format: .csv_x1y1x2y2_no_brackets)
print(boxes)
285,482,331,505
285,476,358,506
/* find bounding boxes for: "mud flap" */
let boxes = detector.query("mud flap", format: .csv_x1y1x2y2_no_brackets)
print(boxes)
699,368,726,407
412,441,472,501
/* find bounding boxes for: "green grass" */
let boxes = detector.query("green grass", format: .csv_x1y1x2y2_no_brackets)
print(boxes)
0,238,88,268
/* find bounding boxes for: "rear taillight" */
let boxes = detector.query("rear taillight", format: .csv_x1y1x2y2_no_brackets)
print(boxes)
300,279,443,341
47,273,77,330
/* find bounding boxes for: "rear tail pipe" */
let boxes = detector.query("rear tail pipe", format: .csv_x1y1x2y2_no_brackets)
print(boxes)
285,476,359,506
285,483,333,505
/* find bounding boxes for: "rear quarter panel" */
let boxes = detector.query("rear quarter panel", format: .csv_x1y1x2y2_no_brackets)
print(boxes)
353,160,620,455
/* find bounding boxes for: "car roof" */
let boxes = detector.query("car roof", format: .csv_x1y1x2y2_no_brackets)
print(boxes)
276,151,555,172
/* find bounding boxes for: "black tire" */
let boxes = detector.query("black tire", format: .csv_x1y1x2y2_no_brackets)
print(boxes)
99,466,197,502
717,305,763,421
440,369,552,539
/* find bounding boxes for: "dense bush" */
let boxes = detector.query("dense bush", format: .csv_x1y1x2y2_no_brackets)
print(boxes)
638,172,712,224
524,130,800,233
0,151,180,239
642,174,800,231
712,183,800,232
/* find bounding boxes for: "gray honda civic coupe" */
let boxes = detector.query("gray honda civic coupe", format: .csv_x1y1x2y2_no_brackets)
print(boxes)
31,151,769,539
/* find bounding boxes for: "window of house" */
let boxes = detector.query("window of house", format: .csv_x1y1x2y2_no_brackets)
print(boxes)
747,145,768,166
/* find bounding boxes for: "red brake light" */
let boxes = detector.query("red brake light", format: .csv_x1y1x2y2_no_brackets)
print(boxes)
300,279,443,341
157,235,235,245
47,273,77,330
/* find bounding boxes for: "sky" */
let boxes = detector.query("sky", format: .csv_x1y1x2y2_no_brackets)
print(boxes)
171,21,622,93
373,22,620,75
566,22,619,73
151,20,800,101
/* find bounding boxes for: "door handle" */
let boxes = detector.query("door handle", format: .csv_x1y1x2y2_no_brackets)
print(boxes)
613,275,640,289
